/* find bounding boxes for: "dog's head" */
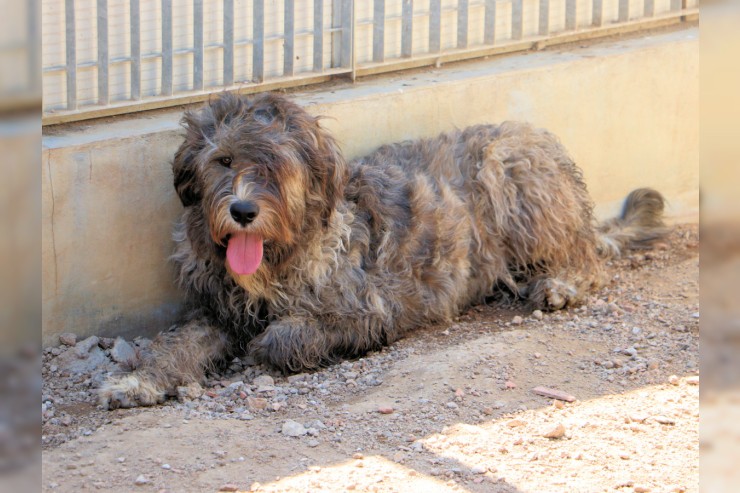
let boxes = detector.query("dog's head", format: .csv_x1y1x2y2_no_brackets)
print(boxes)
173,92,347,277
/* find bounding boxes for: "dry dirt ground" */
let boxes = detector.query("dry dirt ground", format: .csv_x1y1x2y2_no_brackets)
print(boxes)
41,225,699,493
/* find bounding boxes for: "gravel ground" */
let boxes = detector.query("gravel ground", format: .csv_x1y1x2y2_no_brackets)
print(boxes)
41,224,699,493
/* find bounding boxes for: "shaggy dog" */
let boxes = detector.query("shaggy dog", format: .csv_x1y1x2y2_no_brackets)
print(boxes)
100,92,667,409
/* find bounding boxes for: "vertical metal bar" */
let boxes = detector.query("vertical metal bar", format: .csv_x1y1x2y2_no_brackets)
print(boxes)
65,0,77,110
401,0,413,58
670,0,682,10
372,0,385,63
644,0,655,17
313,0,323,71
130,0,141,100
253,0,264,82
284,0,295,76
429,0,441,53
223,0,234,85
592,0,603,27
340,0,352,68
512,0,523,40
161,0,173,96
484,0,496,45
457,0,468,49
566,0,577,30
618,0,629,21
194,0,203,90
539,0,549,35
97,0,109,105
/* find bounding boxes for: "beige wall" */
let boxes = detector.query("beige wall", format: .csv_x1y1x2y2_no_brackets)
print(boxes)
41,27,699,346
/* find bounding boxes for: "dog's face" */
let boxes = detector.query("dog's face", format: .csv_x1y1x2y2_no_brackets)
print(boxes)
173,93,347,277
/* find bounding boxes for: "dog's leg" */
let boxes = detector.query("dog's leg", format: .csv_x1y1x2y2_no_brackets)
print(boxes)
250,317,359,373
99,318,229,409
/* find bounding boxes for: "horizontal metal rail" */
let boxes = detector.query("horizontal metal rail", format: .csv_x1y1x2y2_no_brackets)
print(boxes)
42,0,698,125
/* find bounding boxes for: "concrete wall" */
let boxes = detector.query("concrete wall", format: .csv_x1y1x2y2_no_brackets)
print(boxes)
41,27,699,346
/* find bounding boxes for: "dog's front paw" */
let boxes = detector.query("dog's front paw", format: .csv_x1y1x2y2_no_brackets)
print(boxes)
250,321,328,373
99,374,166,410
542,278,578,310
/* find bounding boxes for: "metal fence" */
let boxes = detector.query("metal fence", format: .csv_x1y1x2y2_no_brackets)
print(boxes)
41,0,698,124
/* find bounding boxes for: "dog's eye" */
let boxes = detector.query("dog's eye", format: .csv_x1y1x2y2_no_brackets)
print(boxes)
218,156,233,167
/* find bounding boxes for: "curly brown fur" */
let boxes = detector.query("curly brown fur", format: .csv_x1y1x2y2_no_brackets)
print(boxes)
100,92,668,408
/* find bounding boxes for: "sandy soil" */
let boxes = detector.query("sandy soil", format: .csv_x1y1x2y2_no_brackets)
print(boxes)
41,225,699,493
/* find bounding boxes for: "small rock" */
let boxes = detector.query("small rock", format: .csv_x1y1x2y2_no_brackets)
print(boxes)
653,416,676,425
378,406,394,414
352,453,364,459
543,423,566,439
629,413,648,423
247,397,268,410
471,465,487,474
219,484,239,492
134,475,149,486
633,486,651,493
512,316,524,325
505,380,517,390
307,439,320,448
506,419,526,428
446,402,459,409
287,373,307,384
59,333,77,346
623,347,638,358
253,375,274,387
686,376,699,386
98,337,116,349
531,310,544,320
668,375,680,386
161,464,171,470
482,407,494,415
282,419,307,437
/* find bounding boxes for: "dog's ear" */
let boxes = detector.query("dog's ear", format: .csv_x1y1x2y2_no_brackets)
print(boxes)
172,113,203,207
307,122,348,226
253,106,278,126
173,145,201,207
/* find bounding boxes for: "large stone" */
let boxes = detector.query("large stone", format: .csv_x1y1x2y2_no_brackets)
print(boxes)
110,337,137,365
55,346,108,375
281,420,307,437
74,336,100,358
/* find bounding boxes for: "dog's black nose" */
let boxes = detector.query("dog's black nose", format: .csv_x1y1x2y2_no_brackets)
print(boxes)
230,201,260,225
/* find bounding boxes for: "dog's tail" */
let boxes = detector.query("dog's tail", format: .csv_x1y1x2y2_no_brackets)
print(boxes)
596,188,669,258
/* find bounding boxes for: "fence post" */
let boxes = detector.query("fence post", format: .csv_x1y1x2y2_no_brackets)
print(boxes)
130,0,140,100
253,0,264,82
65,0,77,110
161,0,173,96
458,0,469,49
373,0,385,63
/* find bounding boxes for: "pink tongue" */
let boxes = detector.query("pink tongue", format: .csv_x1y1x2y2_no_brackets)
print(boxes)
226,232,263,275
